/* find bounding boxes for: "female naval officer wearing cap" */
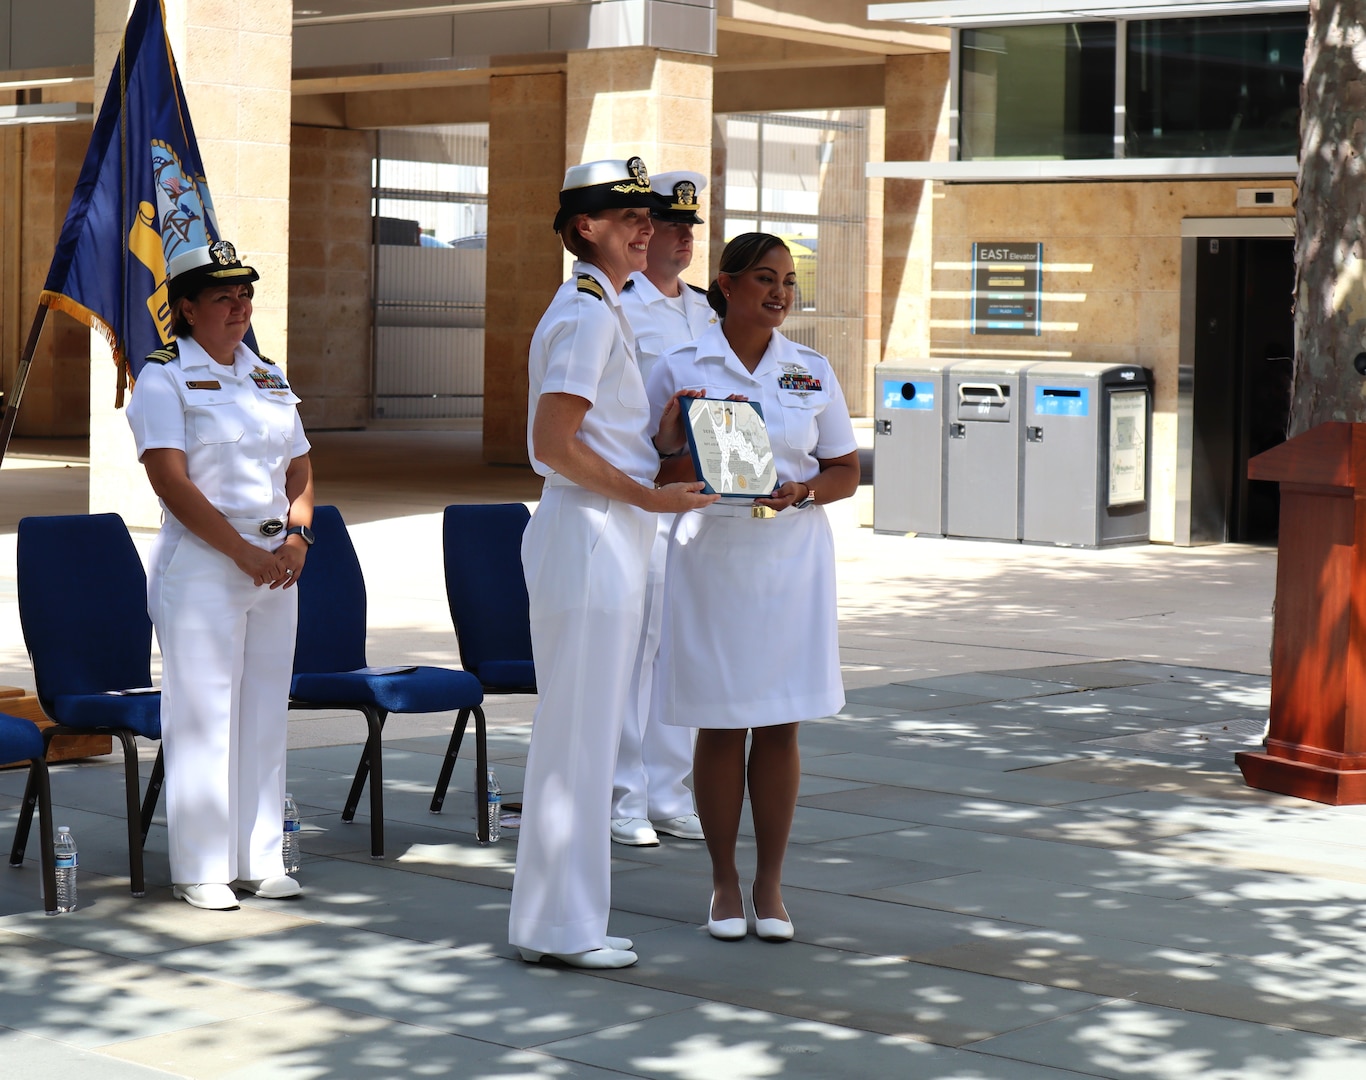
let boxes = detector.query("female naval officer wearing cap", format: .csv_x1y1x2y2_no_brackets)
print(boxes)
611,170,718,850
646,232,860,942
125,241,314,911
508,157,718,970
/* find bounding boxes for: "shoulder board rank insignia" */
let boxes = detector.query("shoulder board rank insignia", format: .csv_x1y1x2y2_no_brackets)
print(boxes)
144,343,179,365
257,354,277,366
576,274,605,301
687,282,708,296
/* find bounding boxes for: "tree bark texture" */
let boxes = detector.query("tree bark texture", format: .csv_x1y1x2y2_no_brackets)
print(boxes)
1293,1,1366,436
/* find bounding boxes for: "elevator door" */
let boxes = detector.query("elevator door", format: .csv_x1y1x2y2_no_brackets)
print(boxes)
1191,237,1294,543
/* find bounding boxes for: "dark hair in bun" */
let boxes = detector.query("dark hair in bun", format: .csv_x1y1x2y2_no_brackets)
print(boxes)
707,232,789,318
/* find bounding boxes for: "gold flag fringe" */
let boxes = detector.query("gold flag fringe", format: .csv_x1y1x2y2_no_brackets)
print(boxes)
38,290,133,407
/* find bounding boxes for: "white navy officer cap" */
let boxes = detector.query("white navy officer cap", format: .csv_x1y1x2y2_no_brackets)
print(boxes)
649,170,706,225
166,240,259,304
553,156,655,232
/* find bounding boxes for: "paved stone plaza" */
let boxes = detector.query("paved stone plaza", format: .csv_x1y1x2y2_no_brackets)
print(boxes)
2,432,1363,1079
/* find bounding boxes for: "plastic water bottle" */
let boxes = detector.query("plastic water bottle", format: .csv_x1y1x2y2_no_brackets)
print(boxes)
282,793,301,874
482,769,501,844
53,826,78,913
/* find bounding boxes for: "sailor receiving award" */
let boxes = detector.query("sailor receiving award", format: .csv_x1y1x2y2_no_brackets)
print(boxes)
645,232,860,943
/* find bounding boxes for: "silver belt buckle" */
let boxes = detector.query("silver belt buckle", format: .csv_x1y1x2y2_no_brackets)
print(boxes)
259,518,285,537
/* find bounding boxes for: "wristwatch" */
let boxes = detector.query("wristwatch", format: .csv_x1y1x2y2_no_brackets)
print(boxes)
285,524,315,546
795,486,815,509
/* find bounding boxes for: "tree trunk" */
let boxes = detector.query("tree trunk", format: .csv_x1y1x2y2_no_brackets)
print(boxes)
1292,1,1366,436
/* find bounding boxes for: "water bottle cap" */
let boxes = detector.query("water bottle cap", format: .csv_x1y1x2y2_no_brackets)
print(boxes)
285,792,294,798
57,826,70,834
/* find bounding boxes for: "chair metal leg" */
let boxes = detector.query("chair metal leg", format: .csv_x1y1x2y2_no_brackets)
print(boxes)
341,706,386,858
31,760,57,915
429,706,489,843
9,761,39,867
140,745,165,845
10,728,60,866
115,730,146,897
474,705,489,843
429,708,472,814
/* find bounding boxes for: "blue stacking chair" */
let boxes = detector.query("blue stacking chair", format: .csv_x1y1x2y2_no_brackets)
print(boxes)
14,513,164,898
290,505,488,857
432,503,535,813
1,713,58,915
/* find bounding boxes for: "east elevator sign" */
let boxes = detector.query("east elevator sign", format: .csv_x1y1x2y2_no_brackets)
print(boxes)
972,242,1042,336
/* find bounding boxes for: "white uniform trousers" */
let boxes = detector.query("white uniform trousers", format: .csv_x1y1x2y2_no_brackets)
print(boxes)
509,486,654,954
149,525,297,886
611,516,696,821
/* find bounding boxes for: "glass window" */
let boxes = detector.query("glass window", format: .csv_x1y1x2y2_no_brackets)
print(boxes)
959,23,1116,160
718,109,874,412
1125,15,1305,157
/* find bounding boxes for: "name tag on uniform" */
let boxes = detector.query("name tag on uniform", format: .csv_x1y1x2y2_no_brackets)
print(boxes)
185,380,222,390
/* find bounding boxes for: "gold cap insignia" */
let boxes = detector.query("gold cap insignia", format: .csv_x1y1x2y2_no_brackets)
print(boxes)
209,240,238,267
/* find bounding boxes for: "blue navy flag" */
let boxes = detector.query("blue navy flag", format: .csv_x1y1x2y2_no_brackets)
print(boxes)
39,0,250,404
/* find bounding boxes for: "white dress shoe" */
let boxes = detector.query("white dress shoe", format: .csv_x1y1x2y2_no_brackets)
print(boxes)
652,813,705,840
173,883,239,910
238,875,302,899
610,817,659,846
751,886,794,942
706,892,747,941
517,946,638,968
606,935,633,951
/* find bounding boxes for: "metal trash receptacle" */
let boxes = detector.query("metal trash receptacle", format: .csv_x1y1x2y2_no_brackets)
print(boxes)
944,358,1036,541
1022,362,1152,547
873,361,954,535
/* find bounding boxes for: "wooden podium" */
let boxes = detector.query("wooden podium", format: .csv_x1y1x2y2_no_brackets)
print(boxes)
1237,422,1366,803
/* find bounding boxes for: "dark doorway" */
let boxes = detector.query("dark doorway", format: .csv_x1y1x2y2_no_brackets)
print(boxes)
1190,236,1294,543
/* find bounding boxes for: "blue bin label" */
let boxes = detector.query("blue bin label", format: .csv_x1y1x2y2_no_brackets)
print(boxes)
883,379,934,411
1034,386,1090,417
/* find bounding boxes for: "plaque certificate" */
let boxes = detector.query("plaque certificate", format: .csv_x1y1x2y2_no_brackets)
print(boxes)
681,398,779,499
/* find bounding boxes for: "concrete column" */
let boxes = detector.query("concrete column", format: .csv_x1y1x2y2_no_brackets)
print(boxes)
483,49,715,465
288,125,375,432
90,0,293,524
566,47,714,287
881,52,950,366
483,72,567,465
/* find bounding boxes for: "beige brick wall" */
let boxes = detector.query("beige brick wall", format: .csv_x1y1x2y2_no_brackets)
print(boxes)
484,72,567,465
1,124,92,437
929,179,1296,543
288,125,375,431
882,52,951,371
566,47,714,287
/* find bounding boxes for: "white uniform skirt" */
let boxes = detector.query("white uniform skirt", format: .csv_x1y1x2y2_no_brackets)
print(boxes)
657,505,844,730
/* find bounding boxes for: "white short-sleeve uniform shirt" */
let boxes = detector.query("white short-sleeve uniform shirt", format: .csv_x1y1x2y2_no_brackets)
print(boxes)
621,272,717,382
645,322,857,729
126,335,310,536
526,260,657,484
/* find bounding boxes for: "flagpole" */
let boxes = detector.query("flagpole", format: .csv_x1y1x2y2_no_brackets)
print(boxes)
0,303,53,468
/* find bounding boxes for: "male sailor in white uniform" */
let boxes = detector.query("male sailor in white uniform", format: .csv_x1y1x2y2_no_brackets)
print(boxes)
611,171,719,848
508,158,717,970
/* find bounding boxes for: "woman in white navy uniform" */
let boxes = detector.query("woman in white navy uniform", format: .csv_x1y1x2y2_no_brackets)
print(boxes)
509,158,717,970
611,170,718,849
646,232,861,941
126,241,314,911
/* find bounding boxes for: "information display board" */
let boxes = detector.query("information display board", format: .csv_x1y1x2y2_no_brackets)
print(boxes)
971,242,1042,336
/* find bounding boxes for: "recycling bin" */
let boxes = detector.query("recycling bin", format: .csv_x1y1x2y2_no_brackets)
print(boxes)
1021,362,1152,547
944,358,1036,541
872,361,955,535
